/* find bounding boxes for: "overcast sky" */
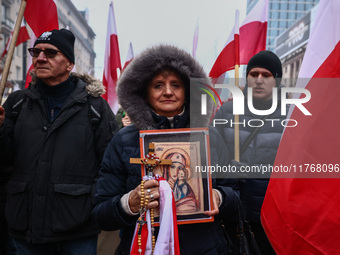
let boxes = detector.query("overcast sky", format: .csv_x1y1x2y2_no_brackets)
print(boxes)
71,0,247,79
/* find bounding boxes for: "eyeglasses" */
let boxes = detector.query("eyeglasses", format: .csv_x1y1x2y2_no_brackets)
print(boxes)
28,48,62,58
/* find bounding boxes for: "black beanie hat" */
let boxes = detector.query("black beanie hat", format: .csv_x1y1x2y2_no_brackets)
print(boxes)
34,29,75,63
246,50,282,85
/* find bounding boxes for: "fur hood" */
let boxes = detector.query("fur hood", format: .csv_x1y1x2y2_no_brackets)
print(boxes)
117,44,214,130
29,71,106,97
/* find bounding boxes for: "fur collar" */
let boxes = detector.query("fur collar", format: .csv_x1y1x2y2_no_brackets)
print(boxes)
29,71,105,97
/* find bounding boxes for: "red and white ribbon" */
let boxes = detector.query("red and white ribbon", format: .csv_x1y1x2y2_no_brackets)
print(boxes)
130,176,180,255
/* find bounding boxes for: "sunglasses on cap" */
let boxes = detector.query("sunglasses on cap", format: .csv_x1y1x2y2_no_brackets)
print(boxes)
28,48,62,58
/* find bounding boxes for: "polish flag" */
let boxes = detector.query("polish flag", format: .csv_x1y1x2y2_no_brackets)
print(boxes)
102,1,122,114
192,19,199,58
122,42,134,71
209,10,240,79
24,0,59,37
1,21,30,59
24,0,59,88
130,177,179,255
261,0,340,254
209,0,268,78
24,31,36,88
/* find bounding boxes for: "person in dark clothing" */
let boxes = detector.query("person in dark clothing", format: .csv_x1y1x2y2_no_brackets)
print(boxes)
213,50,286,255
0,29,117,255
92,44,239,255
0,165,16,255
115,107,132,129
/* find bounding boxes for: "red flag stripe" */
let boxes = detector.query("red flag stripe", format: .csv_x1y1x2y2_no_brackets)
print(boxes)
1,22,30,58
108,34,121,80
102,1,121,114
209,0,268,78
209,10,239,79
209,40,237,78
239,21,267,64
24,0,58,37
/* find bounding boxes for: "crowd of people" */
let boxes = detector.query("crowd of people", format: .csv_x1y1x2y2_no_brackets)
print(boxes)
0,29,284,255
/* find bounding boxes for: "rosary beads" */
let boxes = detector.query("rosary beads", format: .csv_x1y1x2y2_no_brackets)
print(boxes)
137,179,156,255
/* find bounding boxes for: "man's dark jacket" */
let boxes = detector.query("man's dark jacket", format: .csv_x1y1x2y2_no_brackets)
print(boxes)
0,73,117,243
213,85,287,222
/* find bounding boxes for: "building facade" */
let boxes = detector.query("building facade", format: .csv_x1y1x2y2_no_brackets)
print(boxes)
0,0,95,90
247,0,319,52
275,4,318,87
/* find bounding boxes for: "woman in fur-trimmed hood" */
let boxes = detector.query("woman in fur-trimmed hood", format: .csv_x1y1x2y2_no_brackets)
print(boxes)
93,44,239,255
117,44,214,130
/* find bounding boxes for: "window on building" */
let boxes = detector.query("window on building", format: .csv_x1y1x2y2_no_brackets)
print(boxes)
297,4,304,11
289,3,296,10
16,66,21,81
279,21,287,28
272,11,279,19
288,12,296,20
296,12,304,20
296,61,300,74
1,4,7,18
1,38,5,52
272,20,279,28
280,3,288,10
279,11,287,19
290,63,294,81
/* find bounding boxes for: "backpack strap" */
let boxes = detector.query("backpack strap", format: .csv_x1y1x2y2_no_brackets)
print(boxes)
88,95,102,132
9,91,27,122
240,115,268,156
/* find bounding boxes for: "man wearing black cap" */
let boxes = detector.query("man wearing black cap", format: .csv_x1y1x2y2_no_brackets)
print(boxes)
213,50,285,255
0,29,117,254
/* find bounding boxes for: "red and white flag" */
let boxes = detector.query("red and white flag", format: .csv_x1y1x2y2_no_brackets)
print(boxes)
102,1,122,114
1,21,30,59
209,10,240,79
24,0,59,88
130,176,180,255
239,0,268,65
192,19,199,58
24,31,36,88
122,42,134,71
209,0,268,78
261,0,340,254
24,0,59,37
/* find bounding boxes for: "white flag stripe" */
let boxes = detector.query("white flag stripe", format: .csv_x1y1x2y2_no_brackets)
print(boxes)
242,0,268,25
298,1,340,78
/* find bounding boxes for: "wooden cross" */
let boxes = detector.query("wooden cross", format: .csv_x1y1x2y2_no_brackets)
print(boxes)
130,143,172,177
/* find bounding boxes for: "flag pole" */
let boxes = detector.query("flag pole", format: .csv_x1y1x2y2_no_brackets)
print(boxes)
234,10,240,162
0,0,27,105
234,64,240,161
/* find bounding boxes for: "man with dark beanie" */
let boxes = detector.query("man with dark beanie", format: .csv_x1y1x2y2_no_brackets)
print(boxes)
213,50,286,255
0,29,117,254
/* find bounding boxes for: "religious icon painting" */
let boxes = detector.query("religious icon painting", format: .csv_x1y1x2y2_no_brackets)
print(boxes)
139,128,213,225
